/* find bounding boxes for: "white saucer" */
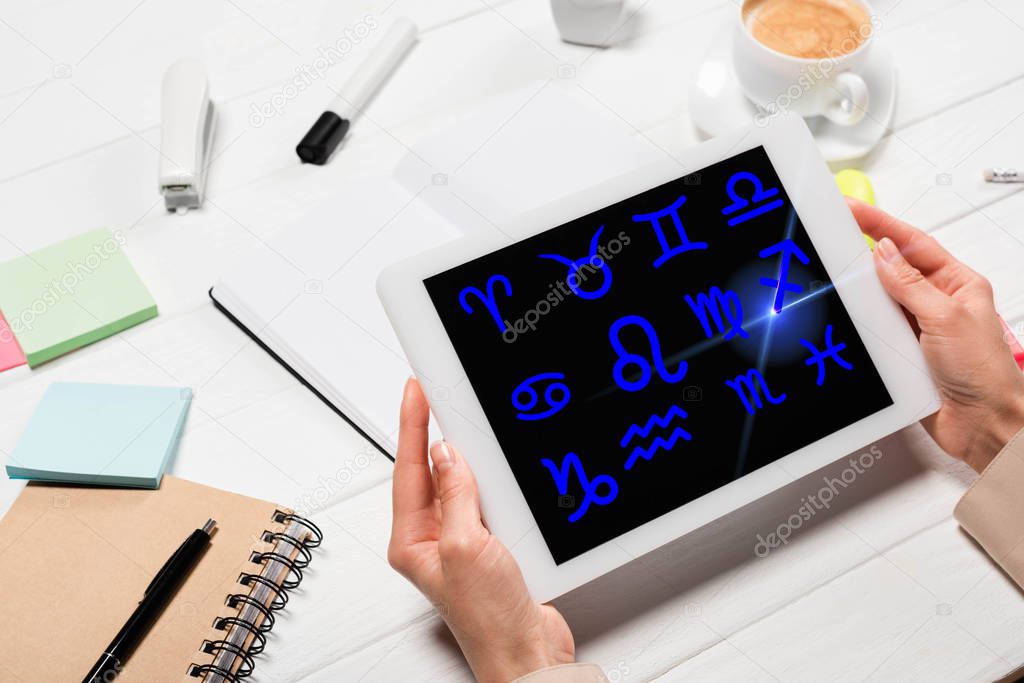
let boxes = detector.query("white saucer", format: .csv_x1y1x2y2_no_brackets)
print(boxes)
688,27,896,163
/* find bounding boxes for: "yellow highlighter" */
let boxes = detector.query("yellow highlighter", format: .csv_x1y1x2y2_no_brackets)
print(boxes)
835,168,877,250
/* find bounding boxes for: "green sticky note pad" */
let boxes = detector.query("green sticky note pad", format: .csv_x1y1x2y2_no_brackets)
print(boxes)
0,228,157,366
6,382,192,488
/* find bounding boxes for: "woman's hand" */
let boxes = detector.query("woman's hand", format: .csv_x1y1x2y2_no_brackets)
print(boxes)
849,199,1024,472
388,378,575,682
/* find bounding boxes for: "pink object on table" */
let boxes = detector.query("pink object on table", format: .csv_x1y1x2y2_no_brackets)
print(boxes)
0,311,27,372
1001,316,1024,371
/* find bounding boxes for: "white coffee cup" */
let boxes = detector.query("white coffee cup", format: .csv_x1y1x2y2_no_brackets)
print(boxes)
732,0,877,126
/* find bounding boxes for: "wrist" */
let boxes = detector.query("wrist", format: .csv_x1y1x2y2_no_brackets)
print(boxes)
968,392,1024,473
460,629,573,682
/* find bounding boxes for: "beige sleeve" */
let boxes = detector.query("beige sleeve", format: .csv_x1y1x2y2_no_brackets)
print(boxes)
954,425,1024,589
511,663,609,682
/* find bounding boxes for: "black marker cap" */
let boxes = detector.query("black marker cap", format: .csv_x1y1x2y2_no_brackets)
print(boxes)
296,111,351,165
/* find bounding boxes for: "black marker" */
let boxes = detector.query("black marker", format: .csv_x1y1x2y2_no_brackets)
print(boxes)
296,18,418,165
82,520,216,683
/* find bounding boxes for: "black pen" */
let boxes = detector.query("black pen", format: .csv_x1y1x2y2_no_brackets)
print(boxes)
295,18,417,165
83,519,216,683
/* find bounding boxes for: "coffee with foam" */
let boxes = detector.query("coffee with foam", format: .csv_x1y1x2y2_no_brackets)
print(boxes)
742,0,871,60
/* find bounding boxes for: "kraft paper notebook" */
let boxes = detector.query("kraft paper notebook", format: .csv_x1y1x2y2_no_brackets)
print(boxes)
0,475,322,682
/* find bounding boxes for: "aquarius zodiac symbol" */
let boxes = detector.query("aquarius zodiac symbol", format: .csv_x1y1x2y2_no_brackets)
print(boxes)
620,404,692,470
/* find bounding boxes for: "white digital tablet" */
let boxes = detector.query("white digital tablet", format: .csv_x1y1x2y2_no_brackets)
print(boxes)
378,114,940,601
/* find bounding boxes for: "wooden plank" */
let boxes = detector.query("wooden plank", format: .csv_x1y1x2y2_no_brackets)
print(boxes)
863,79,1024,231
298,617,475,682
0,0,520,113
650,642,777,682
678,519,1024,681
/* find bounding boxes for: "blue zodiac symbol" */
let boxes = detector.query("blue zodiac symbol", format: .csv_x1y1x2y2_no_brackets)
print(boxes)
512,372,571,421
725,368,787,415
758,239,810,313
459,274,512,332
539,226,612,300
684,286,749,341
609,315,687,392
631,195,708,268
800,325,854,386
620,405,692,470
541,452,619,523
721,171,784,227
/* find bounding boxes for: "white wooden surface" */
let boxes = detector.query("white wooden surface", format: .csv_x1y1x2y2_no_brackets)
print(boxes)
1,0,1024,681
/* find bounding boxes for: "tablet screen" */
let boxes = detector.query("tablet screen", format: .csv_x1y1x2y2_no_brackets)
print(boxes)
424,145,893,564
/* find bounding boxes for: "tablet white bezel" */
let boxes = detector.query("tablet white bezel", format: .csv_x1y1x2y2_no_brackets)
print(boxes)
377,114,940,602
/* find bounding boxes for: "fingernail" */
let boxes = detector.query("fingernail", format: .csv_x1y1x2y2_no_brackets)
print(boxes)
431,441,455,469
877,237,899,263
403,377,416,403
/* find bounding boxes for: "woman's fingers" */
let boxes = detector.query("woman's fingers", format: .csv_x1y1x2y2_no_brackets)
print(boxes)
874,237,951,321
431,441,487,564
848,198,979,296
391,378,435,540
846,199,962,284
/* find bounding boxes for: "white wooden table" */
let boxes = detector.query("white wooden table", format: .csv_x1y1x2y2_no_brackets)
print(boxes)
2,0,1024,681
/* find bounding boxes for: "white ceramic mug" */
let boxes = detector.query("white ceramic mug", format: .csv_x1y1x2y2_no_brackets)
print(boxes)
550,0,627,47
732,0,877,126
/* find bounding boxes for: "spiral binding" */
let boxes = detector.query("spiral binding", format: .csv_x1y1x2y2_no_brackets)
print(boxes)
214,617,267,655
275,512,323,548
250,550,305,590
239,573,289,610
188,511,323,682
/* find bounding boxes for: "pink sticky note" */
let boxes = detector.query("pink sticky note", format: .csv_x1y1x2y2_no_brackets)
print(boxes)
0,311,27,372
1000,316,1024,371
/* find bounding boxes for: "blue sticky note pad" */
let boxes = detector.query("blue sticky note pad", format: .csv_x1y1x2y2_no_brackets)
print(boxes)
6,382,192,488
